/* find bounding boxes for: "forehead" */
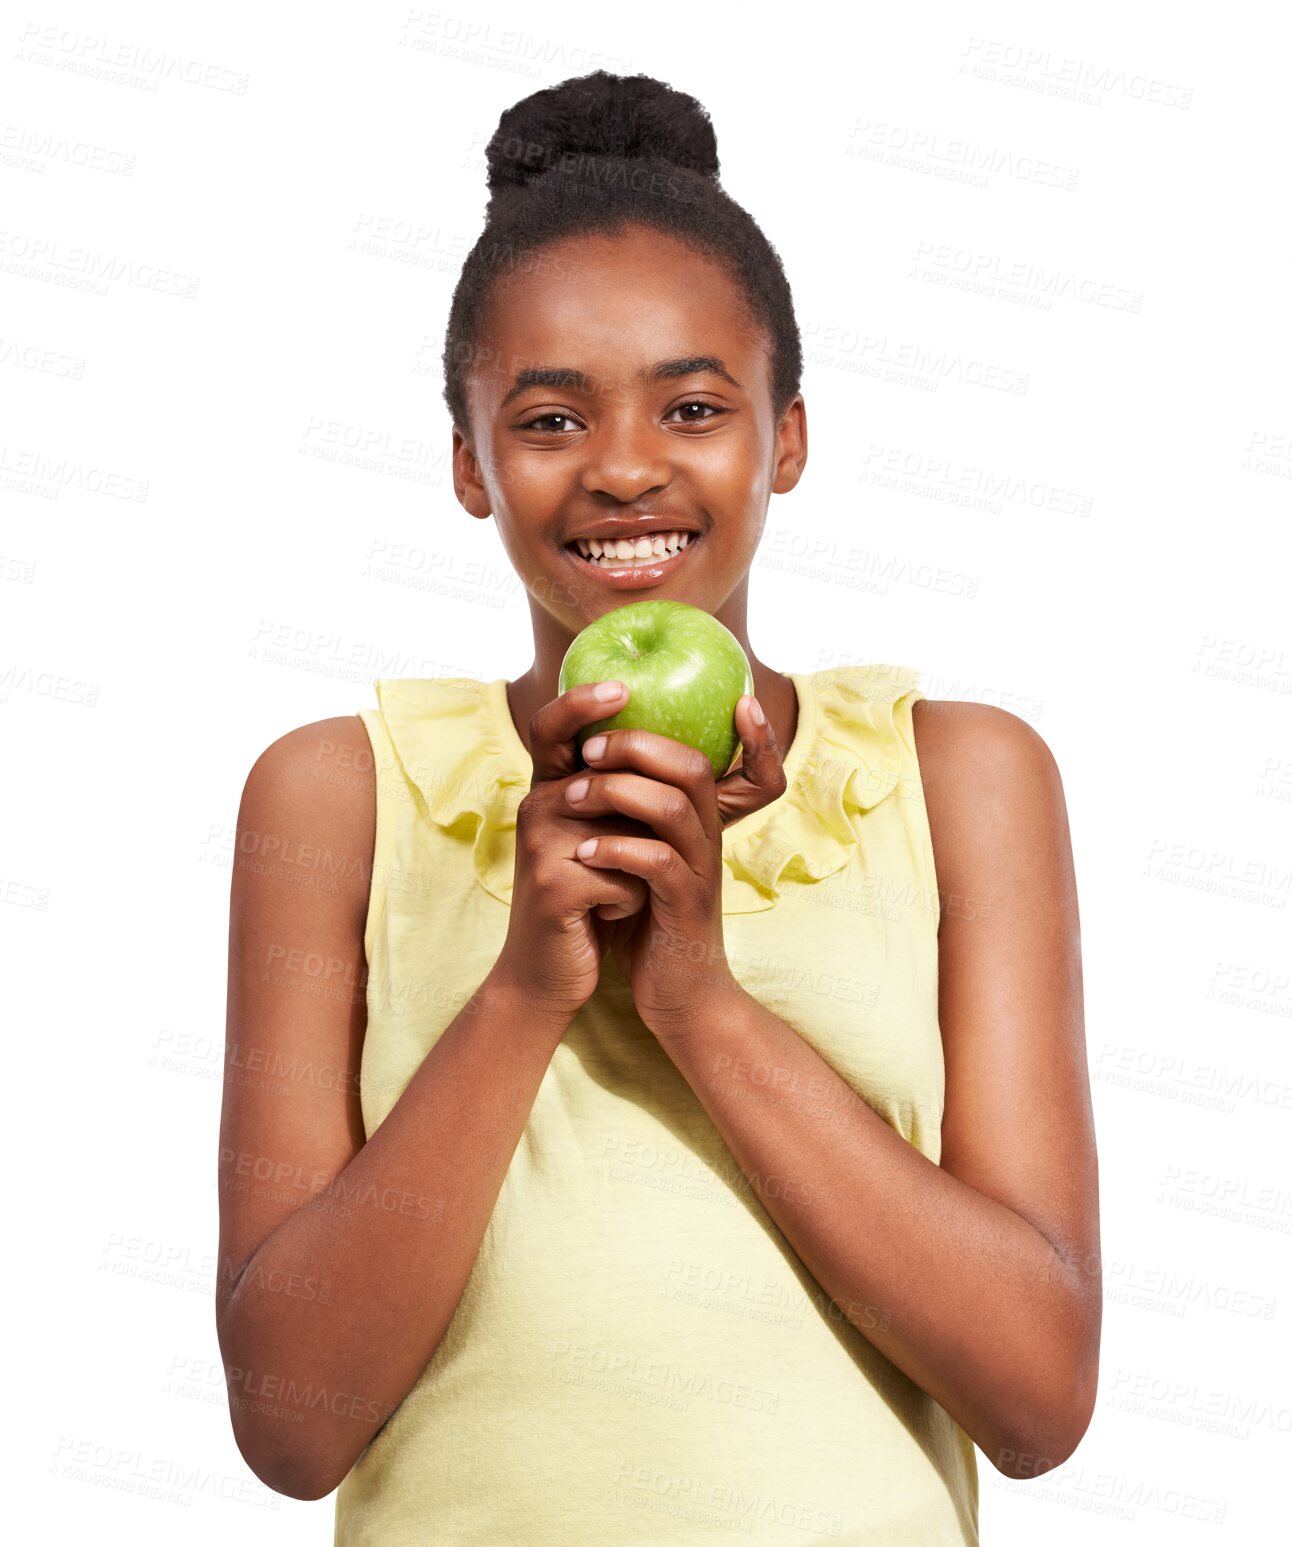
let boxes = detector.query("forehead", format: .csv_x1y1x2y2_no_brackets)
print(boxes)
478,226,766,397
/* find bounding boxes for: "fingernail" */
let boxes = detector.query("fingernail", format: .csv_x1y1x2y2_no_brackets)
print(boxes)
595,680,625,702
567,777,590,802
749,696,766,726
576,837,598,858
583,735,606,760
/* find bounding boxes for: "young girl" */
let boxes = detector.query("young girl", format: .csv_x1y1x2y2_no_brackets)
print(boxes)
217,70,1099,1545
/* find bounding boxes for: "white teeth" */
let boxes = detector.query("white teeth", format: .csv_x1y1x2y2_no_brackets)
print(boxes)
571,530,696,566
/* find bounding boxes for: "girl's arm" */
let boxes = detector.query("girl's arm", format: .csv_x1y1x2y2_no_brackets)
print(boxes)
215,716,569,1501
645,700,1100,1480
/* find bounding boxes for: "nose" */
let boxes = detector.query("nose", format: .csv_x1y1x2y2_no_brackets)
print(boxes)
578,410,672,504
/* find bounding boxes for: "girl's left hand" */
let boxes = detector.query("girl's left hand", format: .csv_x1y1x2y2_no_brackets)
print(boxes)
565,694,788,1039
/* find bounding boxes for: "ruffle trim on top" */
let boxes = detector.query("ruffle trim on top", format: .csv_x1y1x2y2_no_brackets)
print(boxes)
718,664,923,913
372,665,923,916
373,677,530,909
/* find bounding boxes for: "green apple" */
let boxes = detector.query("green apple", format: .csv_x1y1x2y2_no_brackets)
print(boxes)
558,599,755,778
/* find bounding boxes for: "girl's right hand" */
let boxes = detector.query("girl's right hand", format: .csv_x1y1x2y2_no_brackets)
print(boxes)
490,680,650,1023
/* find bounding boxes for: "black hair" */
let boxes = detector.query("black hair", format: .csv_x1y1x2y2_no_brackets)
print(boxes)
442,70,803,446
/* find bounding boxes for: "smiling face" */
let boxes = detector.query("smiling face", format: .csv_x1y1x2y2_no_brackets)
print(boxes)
452,222,807,651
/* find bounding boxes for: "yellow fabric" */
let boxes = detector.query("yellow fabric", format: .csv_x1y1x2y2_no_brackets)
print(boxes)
337,665,979,1545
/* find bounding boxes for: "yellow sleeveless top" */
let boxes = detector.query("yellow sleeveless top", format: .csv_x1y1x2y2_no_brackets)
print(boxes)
337,665,979,1546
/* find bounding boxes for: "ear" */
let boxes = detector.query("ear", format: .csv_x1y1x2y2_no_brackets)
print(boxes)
451,425,493,518
771,394,808,496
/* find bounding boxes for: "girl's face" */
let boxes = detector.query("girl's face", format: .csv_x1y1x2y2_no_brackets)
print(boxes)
453,223,806,639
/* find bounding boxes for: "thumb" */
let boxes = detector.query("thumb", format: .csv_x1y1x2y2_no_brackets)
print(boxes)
716,695,788,823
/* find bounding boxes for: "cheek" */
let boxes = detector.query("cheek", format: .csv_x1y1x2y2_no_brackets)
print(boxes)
714,469,768,547
487,442,567,513
707,437,770,502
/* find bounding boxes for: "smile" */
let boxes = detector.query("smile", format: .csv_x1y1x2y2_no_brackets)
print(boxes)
561,530,702,590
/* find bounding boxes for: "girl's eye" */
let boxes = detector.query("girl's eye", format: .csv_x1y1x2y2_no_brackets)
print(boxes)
519,412,582,434
666,401,725,424
517,402,727,434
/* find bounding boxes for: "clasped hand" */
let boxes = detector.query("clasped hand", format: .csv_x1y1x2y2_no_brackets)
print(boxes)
564,685,787,1037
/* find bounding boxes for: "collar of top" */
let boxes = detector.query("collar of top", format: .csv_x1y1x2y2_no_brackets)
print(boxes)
373,664,921,916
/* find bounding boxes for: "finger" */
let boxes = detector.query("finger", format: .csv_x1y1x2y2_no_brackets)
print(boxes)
563,770,709,874
576,727,721,843
575,835,692,914
529,680,629,784
715,695,788,825
570,853,649,920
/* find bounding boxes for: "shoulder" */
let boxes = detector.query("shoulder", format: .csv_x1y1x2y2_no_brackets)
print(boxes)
909,699,1069,903
242,713,376,808
911,696,1061,796
238,716,377,908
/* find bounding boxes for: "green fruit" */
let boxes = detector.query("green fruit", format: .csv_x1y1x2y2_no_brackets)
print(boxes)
558,600,755,778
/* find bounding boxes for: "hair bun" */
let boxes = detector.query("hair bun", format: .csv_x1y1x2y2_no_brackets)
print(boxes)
485,70,720,196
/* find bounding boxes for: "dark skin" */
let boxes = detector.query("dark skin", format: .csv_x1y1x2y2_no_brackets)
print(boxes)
455,222,1100,1471
216,222,1097,1499
453,224,806,759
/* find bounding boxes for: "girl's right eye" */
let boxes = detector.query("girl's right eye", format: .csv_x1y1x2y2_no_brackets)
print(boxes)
518,413,582,434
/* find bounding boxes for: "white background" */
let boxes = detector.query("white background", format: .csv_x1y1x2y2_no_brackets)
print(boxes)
3,0,1289,1541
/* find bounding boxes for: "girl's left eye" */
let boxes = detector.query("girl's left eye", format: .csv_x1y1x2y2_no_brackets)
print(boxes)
666,401,725,424
521,413,581,433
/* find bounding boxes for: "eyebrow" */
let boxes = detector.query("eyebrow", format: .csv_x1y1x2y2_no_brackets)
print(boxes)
500,355,742,409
